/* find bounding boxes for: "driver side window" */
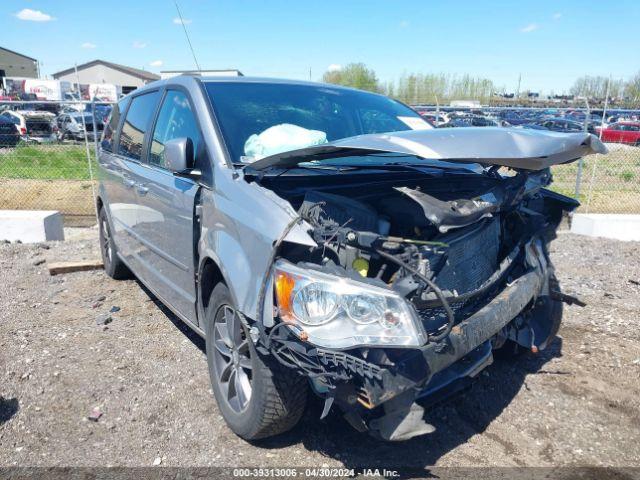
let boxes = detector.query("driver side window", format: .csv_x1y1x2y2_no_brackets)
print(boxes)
149,90,202,169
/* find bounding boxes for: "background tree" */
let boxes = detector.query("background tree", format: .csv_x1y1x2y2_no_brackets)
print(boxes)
390,72,495,104
624,72,640,104
322,63,380,92
570,75,625,100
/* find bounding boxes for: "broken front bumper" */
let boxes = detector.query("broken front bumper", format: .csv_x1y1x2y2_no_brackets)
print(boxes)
266,238,553,439
350,252,547,408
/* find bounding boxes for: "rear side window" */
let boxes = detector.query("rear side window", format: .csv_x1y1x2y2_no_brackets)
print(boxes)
101,97,130,152
149,90,202,168
118,91,160,160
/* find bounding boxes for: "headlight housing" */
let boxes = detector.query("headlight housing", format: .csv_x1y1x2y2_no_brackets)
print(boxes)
273,260,427,349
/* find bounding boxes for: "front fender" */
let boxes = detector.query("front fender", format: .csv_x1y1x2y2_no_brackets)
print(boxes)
198,170,315,322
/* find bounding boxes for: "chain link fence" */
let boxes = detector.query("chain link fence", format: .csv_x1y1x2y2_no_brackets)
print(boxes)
550,143,640,213
0,100,108,226
0,101,638,226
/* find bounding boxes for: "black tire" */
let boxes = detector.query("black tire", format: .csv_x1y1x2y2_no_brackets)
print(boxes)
205,283,307,440
98,207,131,279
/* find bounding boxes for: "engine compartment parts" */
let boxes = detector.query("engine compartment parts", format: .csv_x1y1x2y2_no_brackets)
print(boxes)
251,161,579,440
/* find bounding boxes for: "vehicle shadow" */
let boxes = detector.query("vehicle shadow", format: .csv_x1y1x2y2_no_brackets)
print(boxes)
136,280,206,354
0,396,19,425
136,279,562,470
257,339,563,472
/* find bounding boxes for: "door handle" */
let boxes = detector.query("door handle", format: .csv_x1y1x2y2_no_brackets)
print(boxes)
123,177,136,188
136,184,149,195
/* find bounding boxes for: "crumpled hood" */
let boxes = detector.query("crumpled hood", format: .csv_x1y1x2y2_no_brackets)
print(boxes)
246,127,607,172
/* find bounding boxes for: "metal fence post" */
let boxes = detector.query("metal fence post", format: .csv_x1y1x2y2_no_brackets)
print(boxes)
82,102,98,223
574,159,583,199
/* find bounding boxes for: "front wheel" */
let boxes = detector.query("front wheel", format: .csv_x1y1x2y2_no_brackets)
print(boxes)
205,283,307,440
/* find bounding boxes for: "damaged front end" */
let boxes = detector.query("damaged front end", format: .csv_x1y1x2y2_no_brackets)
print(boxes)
244,129,602,441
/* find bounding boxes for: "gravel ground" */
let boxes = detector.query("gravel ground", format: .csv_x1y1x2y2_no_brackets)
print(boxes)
1,229,639,470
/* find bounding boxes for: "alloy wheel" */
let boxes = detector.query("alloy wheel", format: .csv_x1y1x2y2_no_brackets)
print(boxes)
212,305,253,413
100,217,112,264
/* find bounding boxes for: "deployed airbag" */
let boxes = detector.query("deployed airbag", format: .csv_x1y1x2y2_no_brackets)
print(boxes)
243,123,327,161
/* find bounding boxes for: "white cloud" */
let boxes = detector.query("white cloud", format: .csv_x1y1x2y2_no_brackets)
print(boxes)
132,41,148,49
173,17,192,25
520,23,539,33
399,20,410,28
149,60,163,67
327,64,342,72
81,42,97,49
552,12,562,20
15,8,55,22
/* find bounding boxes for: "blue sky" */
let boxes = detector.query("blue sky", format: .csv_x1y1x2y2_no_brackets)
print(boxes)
4,0,639,93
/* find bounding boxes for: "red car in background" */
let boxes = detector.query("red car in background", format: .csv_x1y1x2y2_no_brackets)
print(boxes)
596,122,640,146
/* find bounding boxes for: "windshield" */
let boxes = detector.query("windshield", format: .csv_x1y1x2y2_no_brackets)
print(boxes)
204,81,429,164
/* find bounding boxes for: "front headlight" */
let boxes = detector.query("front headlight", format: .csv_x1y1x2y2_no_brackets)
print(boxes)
273,260,427,349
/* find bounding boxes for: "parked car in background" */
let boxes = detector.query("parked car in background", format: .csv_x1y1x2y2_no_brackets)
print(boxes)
85,104,113,124
415,110,449,126
0,109,57,143
60,105,83,114
522,118,595,134
440,115,500,128
56,112,103,141
596,122,640,146
0,115,20,147
97,76,605,442
496,110,542,126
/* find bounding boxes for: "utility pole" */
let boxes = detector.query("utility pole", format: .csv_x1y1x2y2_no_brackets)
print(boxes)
516,73,522,99
600,76,611,140
75,63,98,220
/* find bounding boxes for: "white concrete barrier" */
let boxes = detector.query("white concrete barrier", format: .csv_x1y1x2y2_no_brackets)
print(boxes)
0,210,65,243
571,214,640,242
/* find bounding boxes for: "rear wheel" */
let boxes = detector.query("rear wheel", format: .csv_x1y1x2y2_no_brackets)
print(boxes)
98,207,131,279
205,283,307,440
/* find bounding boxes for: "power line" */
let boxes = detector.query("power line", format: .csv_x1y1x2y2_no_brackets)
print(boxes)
173,0,201,72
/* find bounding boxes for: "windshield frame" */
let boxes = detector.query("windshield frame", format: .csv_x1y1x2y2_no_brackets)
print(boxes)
202,80,427,167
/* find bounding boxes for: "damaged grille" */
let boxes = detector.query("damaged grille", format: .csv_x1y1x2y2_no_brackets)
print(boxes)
432,218,499,294
418,218,500,333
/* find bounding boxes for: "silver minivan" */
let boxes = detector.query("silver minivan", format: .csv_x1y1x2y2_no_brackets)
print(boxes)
97,76,605,441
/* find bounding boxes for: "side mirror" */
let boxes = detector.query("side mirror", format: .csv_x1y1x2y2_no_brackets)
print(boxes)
164,137,200,179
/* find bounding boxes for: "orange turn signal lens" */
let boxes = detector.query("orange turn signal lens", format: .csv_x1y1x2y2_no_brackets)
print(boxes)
274,271,296,321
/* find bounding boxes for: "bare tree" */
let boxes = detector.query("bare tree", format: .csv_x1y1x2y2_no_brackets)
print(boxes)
322,63,380,92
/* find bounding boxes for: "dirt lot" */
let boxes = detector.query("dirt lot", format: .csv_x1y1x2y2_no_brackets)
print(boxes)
1,229,639,470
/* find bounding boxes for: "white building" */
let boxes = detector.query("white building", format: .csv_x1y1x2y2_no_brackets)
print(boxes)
53,60,160,94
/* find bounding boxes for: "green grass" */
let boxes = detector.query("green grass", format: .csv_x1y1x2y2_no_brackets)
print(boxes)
1,142,639,213
620,171,635,182
549,145,640,212
0,144,96,180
